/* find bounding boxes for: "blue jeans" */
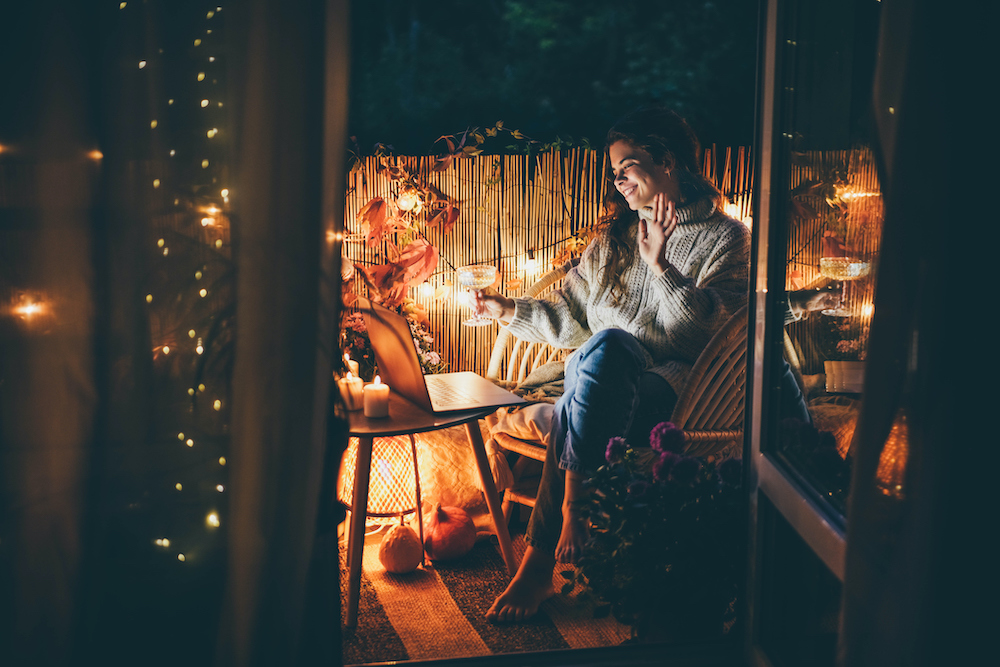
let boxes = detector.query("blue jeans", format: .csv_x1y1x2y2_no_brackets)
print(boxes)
524,329,677,551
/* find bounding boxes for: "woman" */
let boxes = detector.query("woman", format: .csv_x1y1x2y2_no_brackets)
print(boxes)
475,106,751,623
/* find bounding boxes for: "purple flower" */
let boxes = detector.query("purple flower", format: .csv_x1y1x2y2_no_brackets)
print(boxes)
717,458,743,487
605,436,628,464
669,456,702,486
652,450,681,482
649,421,686,454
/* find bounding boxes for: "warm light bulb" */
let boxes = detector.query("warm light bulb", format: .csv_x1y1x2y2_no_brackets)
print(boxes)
152,179,160,188
162,247,169,256
216,485,224,492
221,188,229,197
175,483,183,491
201,159,209,168
209,56,216,62
188,388,195,396
206,512,220,528
213,399,222,411
201,99,209,107
168,98,174,105
88,150,103,161
162,346,170,355
195,270,203,280
188,330,196,338
158,237,166,247
199,288,208,297
169,149,176,156
146,294,153,303
863,303,874,317
198,384,206,392
197,72,206,81
186,439,194,447
178,432,185,440
215,240,223,248
207,10,215,18
207,128,217,138
419,282,435,298
201,217,214,226
177,554,186,562
218,457,226,466
196,342,204,355
120,2,127,9
150,119,157,129
138,60,146,69
194,38,202,46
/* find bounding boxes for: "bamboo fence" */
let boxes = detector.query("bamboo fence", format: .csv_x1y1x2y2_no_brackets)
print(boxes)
342,146,755,376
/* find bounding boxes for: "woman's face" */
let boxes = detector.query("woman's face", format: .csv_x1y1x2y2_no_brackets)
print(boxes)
609,140,678,211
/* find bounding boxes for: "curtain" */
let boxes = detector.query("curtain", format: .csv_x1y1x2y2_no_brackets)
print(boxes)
839,0,977,664
0,1,350,665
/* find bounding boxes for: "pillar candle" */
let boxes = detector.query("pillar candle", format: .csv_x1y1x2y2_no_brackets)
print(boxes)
337,372,364,411
363,375,390,418
344,353,360,377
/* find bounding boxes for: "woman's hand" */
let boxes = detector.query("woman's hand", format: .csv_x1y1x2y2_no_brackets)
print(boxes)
473,288,516,323
637,193,677,274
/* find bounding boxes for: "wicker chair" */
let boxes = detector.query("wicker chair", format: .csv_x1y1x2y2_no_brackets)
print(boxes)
486,265,749,522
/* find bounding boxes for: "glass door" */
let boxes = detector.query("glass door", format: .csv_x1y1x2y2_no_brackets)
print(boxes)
746,0,890,664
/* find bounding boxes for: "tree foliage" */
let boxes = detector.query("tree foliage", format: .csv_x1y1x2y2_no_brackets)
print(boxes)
349,0,759,154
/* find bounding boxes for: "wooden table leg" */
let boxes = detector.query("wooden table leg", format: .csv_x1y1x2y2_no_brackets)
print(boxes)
464,420,518,576
346,436,374,628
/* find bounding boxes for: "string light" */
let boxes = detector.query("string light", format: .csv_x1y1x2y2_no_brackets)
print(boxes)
138,60,146,69
177,554,186,562
218,457,226,466
150,119,158,129
213,399,222,411
199,288,208,297
146,294,153,303
201,99,209,107
188,329,196,338
175,483,183,491
197,72,206,81
216,485,224,493
206,512,220,528
186,439,194,447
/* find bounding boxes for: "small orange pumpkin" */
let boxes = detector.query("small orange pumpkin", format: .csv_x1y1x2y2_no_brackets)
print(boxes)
423,504,477,561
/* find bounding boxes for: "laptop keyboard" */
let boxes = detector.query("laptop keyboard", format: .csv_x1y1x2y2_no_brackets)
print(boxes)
425,375,481,407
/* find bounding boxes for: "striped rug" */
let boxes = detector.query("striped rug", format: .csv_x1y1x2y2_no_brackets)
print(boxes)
340,529,631,665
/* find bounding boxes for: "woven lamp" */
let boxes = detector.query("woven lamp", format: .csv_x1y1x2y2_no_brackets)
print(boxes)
338,435,422,521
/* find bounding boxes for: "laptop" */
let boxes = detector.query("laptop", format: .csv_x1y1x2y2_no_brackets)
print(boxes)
356,297,528,413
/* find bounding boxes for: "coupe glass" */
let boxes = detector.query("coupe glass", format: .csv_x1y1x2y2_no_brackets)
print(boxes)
818,257,870,316
456,264,499,326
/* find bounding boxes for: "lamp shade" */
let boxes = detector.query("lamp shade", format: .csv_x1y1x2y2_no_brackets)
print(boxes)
338,436,419,517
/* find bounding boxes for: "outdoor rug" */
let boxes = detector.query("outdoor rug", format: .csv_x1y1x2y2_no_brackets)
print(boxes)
340,531,631,665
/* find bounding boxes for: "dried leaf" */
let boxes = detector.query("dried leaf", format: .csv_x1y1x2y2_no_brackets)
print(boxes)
433,155,453,172
425,203,460,234
395,238,439,288
356,196,387,233
505,278,523,292
359,262,407,308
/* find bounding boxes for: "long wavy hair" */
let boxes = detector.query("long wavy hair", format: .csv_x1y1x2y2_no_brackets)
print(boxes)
598,106,722,303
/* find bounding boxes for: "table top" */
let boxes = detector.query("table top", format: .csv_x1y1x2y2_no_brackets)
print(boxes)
346,391,498,437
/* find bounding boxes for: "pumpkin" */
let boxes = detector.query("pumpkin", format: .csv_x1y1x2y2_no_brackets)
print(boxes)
378,523,423,574
423,504,477,561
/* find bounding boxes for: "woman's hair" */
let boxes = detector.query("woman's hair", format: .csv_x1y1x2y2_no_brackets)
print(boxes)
598,106,722,303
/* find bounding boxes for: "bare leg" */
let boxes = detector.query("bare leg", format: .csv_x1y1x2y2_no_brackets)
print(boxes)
485,545,556,623
555,469,589,564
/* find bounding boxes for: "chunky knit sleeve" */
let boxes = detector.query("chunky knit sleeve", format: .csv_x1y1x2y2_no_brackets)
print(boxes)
504,247,599,349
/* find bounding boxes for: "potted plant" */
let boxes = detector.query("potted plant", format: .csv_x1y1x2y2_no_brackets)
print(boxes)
566,423,744,643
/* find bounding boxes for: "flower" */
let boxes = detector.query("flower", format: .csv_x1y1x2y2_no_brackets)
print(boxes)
651,450,681,482
605,436,627,464
649,421,685,454
669,456,702,486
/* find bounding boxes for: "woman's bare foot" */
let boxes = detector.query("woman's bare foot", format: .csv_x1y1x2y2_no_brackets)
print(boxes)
555,469,590,563
555,506,589,563
486,546,555,624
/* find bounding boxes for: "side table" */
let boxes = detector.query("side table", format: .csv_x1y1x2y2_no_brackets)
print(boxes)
344,391,518,627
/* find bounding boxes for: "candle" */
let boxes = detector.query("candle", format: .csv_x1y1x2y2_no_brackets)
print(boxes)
344,353,360,377
363,375,390,418
337,372,364,411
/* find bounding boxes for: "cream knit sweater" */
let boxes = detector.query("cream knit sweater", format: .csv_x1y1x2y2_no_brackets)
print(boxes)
505,196,751,393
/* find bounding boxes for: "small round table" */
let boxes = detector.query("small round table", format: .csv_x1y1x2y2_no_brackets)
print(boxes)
344,391,518,627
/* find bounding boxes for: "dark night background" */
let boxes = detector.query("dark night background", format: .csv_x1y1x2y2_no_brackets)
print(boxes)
347,0,760,154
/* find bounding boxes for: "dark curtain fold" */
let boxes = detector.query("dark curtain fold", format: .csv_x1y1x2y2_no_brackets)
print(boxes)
1,1,350,665
840,0,977,664
216,0,349,664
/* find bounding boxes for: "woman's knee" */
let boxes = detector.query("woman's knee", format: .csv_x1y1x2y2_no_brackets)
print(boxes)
576,328,644,368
